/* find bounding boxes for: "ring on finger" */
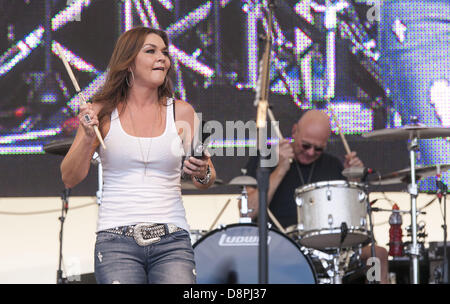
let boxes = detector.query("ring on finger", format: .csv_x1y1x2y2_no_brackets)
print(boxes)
84,114,92,123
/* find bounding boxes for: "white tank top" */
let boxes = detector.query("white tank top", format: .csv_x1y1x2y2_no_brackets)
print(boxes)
97,98,189,232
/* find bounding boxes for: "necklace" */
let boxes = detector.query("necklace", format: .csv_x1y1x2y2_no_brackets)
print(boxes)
294,160,316,186
128,103,157,177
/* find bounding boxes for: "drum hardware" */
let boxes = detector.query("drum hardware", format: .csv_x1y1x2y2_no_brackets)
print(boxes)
189,229,208,246
363,119,450,284
228,171,257,224
405,222,428,242
371,208,426,216
435,167,449,283
369,164,450,186
55,188,70,284
300,245,362,284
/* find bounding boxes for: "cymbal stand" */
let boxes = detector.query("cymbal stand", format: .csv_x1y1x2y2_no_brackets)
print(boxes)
57,188,70,284
436,167,448,283
407,134,420,284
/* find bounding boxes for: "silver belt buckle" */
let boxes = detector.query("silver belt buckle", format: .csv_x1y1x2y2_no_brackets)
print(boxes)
133,223,161,246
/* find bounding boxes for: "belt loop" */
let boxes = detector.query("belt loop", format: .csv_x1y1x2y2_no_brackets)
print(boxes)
163,224,169,235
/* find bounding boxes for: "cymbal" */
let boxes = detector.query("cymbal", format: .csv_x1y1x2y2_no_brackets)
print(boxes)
228,175,257,187
370,164,450,185
362,124,450,140
43,138,74,156
181,177,224,190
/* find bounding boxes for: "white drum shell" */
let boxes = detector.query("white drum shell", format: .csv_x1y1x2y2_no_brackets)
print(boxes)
295,180,369,249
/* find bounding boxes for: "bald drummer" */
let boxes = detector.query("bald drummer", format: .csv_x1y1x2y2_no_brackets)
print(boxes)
245,109,389,284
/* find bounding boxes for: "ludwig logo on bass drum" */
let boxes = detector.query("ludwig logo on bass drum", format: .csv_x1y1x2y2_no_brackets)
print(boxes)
218,234,272,246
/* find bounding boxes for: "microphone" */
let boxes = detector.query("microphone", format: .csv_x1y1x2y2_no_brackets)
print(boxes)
191,120,210,159
342,167,376,180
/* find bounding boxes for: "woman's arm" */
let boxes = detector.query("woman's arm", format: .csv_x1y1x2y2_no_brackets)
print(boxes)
60,102,104,188
174,99,216,189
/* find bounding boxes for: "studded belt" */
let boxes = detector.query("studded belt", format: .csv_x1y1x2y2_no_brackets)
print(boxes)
102,223,183,246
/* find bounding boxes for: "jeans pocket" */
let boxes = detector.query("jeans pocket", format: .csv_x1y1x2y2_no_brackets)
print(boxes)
168,229,190,241
95,232,119,245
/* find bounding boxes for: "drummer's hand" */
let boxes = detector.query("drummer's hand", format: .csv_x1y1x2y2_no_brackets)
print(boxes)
277,138,294,173
183,153,210,179
344,151,364,168
78,103,99,138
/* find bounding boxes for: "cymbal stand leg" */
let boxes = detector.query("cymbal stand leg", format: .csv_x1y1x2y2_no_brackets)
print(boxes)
408,137,420,284
57,188,70,284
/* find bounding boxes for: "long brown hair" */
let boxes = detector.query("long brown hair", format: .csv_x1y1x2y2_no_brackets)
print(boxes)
93,26,174,126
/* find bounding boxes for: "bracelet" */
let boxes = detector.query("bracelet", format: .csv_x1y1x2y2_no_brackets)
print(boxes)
194,165,211,185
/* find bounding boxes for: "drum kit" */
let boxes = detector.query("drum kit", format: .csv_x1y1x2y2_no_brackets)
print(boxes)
191,122,450,284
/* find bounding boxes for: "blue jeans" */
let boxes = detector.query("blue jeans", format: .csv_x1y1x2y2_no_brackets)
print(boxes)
380,0,450,190
94,228,196,284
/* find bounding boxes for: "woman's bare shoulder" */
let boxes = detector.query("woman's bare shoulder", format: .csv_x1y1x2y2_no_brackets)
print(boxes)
174,99,195,120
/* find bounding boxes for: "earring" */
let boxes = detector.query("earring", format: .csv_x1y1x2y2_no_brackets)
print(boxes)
126,70,135,87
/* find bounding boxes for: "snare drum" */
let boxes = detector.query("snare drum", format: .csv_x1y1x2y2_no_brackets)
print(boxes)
193,223,317,283
294,180,369,250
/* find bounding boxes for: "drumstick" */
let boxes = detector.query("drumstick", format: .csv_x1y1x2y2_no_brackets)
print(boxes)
328,107,351,155
267,108,283,139
268,209,286,234
55,44,106,150
208,199,232,231
267,108,293,163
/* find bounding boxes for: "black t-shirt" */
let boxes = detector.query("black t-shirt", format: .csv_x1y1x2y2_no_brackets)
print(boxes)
246,153,345,228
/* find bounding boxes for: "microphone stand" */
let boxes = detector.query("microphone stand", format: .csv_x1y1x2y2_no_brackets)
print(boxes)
437,176,448,283
57,188,70,284
255,0,276,284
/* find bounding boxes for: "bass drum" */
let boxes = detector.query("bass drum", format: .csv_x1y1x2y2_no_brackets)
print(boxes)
193,223,317,284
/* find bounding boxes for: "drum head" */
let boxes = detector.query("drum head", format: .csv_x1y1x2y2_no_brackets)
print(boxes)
193,223,317,284
299,230,369,250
